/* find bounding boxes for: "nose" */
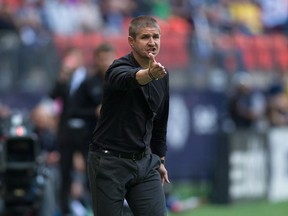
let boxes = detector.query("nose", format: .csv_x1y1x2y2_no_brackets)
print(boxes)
148,37,155,45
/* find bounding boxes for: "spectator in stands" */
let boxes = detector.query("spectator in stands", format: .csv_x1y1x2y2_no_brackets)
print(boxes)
152,0,171,20
15,0,53,89
132,0,153,16
257,0,288,34
0,2,21,90
227,0,263,35
100,0,137,34
76,0,103,33
44,0,79,35
212,33,245,73
0,1,19,33
266,82,288,126
228,73,265,129
49,47,88,215
16,0,46,46
203,0,234,34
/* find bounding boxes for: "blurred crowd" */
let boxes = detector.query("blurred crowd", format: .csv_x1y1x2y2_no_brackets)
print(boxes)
1,0,288,37
1,0,288,90
2,0,288,215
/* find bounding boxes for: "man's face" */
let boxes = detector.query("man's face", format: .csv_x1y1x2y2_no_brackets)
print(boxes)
96,51,116,76
129,27,160,60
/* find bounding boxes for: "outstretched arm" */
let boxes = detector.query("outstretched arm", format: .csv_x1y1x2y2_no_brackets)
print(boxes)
136,53,167,85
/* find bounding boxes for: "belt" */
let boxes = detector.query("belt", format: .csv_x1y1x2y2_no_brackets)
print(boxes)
89,144,148,160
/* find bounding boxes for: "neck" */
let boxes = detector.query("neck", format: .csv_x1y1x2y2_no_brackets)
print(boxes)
132,51,149,68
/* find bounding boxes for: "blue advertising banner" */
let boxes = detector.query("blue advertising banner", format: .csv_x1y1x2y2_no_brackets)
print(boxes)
166,89,227,181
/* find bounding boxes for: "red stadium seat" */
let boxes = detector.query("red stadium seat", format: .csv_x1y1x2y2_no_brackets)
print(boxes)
270,34,288,71
70,33,85,48
271,34,288,51
275,49,288,71
253,36,273,71
233,34,257,71
233,34,252,51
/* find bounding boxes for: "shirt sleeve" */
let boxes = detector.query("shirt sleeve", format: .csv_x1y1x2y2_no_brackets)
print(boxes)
105,60,144,90
150,76,169,157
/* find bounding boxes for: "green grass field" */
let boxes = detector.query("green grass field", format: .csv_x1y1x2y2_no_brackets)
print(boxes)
167,181,288,216
169,200,288,216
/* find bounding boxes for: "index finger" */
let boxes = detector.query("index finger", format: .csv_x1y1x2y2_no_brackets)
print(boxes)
148,53,157,63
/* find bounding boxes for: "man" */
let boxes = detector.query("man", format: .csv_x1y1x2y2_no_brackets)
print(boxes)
228,73,263,129
70,43,117,138
87,15,170,216
49,47,88,215
67,43,117,213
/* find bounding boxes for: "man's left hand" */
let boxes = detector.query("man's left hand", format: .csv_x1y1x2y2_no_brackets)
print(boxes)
158,164,170,186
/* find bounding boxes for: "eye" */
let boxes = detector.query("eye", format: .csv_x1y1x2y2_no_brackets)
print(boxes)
142,35,149,39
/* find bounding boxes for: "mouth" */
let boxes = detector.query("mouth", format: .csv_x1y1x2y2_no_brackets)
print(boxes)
147,48,157,54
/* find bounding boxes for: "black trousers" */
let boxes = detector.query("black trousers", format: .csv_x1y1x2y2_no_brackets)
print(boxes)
58,126,90,214
87,151,167,216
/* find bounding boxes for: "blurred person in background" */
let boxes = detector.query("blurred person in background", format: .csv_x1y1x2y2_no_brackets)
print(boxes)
68,42,117,215
256,0,288,34
266,82,288,126
0,103,11,119
44,0,104,35
70,42,117,142
87,15,170,216
31,99,59,165
49,47,88,215
228,73,266,129
43,0,78,36
15,0,53,90
30,99,60,216
0,102,11,137
0,1,21,90
1,0,59,92
76,0,103,33
0,1,19,33
227,0,263,35
132,0,153,16
99,0,137,35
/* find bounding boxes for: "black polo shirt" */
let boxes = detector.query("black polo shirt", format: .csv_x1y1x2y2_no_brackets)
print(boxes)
91,53,169,157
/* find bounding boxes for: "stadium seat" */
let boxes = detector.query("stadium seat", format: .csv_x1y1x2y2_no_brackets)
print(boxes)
275,49,288,71
214,34,239,72
53,34,70,57
271,33,288,51
233,34,257,71
233,34,251,51
271,34,288,71
253,36,273,71
70,33,85,48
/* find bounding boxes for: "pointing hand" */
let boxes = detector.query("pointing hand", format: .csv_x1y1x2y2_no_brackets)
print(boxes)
148,53,167,80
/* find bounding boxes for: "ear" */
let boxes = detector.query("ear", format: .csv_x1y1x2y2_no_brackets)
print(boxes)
128,36,134,48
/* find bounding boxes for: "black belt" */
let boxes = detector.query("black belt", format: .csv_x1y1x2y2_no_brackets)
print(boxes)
89,144,148,160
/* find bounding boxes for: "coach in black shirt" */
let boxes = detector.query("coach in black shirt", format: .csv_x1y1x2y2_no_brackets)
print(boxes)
87,15,170,216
